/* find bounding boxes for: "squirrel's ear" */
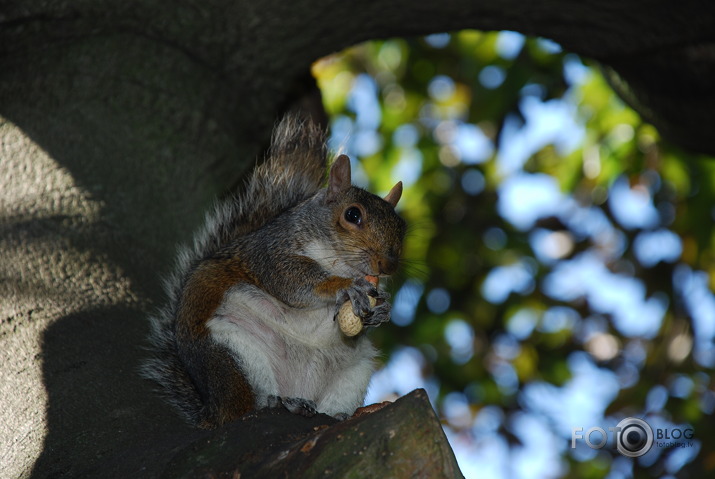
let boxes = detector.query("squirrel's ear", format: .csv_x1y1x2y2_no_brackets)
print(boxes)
327,154,352,203
384,181,403,208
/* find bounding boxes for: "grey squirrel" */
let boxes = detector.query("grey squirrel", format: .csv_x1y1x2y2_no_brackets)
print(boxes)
142,115,406,428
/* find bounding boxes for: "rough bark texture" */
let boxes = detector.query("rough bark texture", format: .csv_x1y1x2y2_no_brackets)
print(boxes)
1,1,713,478
76,389,461,479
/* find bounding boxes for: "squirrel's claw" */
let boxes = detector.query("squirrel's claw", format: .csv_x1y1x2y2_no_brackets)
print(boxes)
362,301,391,327
342,278,376,319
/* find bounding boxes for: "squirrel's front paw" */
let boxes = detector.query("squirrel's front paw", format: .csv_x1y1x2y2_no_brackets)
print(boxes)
362,298,391,327
338,278,391,327
341,278,376,320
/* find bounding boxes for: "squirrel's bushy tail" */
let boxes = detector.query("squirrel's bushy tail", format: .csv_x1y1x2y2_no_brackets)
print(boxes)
141,114,328,426
196,114,328,257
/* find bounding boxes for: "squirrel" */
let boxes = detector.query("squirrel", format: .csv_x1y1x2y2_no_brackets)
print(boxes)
141,114,406,429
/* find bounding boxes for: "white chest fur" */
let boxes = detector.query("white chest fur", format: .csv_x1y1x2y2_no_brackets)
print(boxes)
207,284,376,416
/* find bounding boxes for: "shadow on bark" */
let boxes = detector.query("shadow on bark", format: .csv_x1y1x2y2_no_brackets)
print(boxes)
31,305,191,478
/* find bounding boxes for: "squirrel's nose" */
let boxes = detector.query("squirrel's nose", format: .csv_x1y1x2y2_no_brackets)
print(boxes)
378,254,399,275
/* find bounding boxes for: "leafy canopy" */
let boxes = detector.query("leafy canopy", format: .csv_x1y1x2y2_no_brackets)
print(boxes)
313,31,715,478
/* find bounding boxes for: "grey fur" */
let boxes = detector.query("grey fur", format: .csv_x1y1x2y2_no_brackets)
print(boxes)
141,115,328,425
141,114,406,427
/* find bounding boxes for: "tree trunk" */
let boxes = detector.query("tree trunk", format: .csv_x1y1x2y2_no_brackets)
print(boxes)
1,1,713,477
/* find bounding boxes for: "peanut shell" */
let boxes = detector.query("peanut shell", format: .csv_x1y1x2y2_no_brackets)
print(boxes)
338,295,377,337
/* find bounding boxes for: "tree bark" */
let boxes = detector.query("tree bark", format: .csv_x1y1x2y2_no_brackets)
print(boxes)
73,389,462,479
1,1,713,477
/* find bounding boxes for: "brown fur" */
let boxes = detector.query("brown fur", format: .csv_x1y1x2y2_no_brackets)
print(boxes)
177,257,257,339
314,276,354,298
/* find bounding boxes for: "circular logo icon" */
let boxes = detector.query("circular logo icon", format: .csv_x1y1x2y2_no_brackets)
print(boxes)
616,417,654,457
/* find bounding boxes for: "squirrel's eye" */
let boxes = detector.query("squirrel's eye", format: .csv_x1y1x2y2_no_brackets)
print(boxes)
344,206,362,225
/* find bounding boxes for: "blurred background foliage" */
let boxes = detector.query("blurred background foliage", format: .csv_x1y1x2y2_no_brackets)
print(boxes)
312,30,714,479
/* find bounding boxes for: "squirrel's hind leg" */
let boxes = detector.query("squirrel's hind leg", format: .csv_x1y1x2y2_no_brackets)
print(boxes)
267,395,318,417
186,341,257,428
